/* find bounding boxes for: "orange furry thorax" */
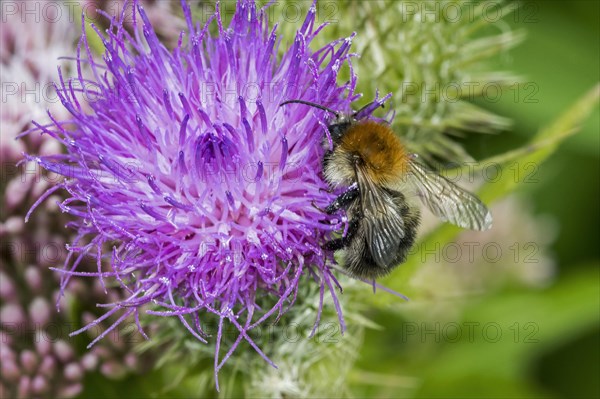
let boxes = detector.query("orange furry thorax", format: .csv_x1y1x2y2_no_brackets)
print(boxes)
338,121,410,183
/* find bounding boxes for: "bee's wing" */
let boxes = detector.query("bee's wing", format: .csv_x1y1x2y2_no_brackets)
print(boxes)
407,161,492,231
356,167,406,268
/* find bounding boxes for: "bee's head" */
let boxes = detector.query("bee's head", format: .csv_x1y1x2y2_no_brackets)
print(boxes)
279,99,385,147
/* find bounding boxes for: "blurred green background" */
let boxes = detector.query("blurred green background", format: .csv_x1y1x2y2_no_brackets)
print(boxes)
355,1,599,398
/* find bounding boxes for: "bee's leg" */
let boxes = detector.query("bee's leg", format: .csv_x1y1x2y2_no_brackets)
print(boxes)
323,216,361,251
318,186,335,194
324,183,359,214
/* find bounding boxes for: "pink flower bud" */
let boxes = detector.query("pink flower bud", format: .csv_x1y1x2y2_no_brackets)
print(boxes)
1,358,20,382
19,350,38,374
100,360,127,380
57,383,83,398
81,352,98,371
28,297,51,325
17,376,30,399
31,375,48,394
0,271,16,299
35,337,52,356
53,340,73,363
64,362,84,381
38,356,55,378
1,303,26,325
24,266,43,292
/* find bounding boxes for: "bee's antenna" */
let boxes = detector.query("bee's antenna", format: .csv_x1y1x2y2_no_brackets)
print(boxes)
279,100,339,116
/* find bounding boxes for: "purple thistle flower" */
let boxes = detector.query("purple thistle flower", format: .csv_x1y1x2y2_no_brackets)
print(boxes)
24,0,384,384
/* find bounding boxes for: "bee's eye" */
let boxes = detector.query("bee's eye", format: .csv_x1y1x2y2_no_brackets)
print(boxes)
328,122,350,143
